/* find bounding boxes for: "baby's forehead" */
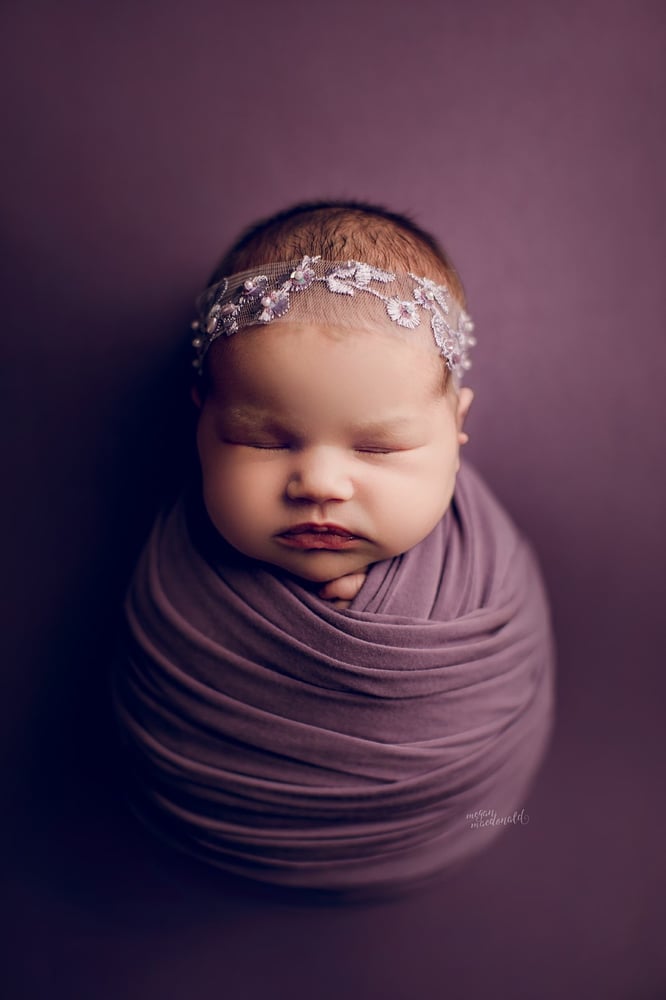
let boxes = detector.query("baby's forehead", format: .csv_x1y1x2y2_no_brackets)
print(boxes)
207,320,448,404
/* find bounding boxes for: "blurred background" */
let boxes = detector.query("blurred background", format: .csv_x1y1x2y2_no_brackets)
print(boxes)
2,1,664,997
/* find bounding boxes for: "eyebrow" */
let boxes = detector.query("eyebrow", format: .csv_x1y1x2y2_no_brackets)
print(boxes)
221,408,287,431
221,410,423,439
347,417,421,436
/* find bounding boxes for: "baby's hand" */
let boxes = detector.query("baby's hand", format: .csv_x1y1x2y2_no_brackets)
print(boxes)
318,571,367,610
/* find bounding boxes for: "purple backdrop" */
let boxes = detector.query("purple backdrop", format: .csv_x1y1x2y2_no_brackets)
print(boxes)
2,1,665,997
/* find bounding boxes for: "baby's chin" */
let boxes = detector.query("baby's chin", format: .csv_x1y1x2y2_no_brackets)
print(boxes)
265,552,374,585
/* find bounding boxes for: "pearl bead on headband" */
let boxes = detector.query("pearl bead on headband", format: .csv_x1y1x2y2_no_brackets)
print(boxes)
191,256,476,381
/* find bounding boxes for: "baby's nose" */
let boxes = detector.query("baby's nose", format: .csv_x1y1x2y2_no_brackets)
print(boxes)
286,448,354,503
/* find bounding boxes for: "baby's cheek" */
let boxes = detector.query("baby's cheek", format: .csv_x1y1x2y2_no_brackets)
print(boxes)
207,458,277,533
384,466,456,548
200,452,239,517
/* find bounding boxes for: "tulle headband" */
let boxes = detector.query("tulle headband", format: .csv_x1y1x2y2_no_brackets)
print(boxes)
191,256,476,380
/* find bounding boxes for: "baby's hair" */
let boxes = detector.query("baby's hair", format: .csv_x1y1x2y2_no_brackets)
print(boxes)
207,200,466,306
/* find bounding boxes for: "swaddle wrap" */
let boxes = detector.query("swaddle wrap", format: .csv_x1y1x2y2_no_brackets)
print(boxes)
114,463,555,892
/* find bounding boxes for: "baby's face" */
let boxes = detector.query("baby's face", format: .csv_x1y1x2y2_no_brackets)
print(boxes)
195,323,469,584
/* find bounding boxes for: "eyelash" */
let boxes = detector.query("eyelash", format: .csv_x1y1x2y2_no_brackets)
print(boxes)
354,447,395,455
232,442,397,455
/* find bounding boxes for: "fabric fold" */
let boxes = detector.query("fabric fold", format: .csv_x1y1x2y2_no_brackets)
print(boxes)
113,462,555,891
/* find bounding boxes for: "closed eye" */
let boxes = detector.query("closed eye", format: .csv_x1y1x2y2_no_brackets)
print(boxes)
222,438,291,450
354,447,395,454
353,442,417,455
246,442,290,450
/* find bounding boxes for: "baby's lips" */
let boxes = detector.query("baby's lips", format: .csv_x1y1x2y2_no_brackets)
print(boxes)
279,522,359,538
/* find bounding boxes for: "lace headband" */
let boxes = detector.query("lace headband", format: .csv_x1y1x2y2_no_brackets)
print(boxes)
191,256,476,380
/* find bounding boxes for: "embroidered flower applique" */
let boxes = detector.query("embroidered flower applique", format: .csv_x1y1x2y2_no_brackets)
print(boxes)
243,275,269,298
258,289,290,323
386,298,420,328
325,261,395,295
192,256,476,379
289,257,317,290
412,275,450,314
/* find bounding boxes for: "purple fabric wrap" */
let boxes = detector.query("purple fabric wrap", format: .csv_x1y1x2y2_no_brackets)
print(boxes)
113,463,555,892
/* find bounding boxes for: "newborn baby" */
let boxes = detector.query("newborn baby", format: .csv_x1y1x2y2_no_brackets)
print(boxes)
114,201,555,894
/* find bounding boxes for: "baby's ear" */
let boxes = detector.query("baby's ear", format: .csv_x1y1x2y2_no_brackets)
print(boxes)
457,387,474,445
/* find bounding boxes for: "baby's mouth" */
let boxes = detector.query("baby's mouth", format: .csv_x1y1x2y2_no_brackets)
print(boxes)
277,523,361,550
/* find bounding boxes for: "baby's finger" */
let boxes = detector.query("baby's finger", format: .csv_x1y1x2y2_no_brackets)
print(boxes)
318,572,367,602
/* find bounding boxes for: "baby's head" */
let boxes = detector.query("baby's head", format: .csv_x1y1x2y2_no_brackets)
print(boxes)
191,201,475,585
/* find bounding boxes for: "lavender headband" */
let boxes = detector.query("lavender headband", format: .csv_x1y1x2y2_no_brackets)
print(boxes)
191,256,476,381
